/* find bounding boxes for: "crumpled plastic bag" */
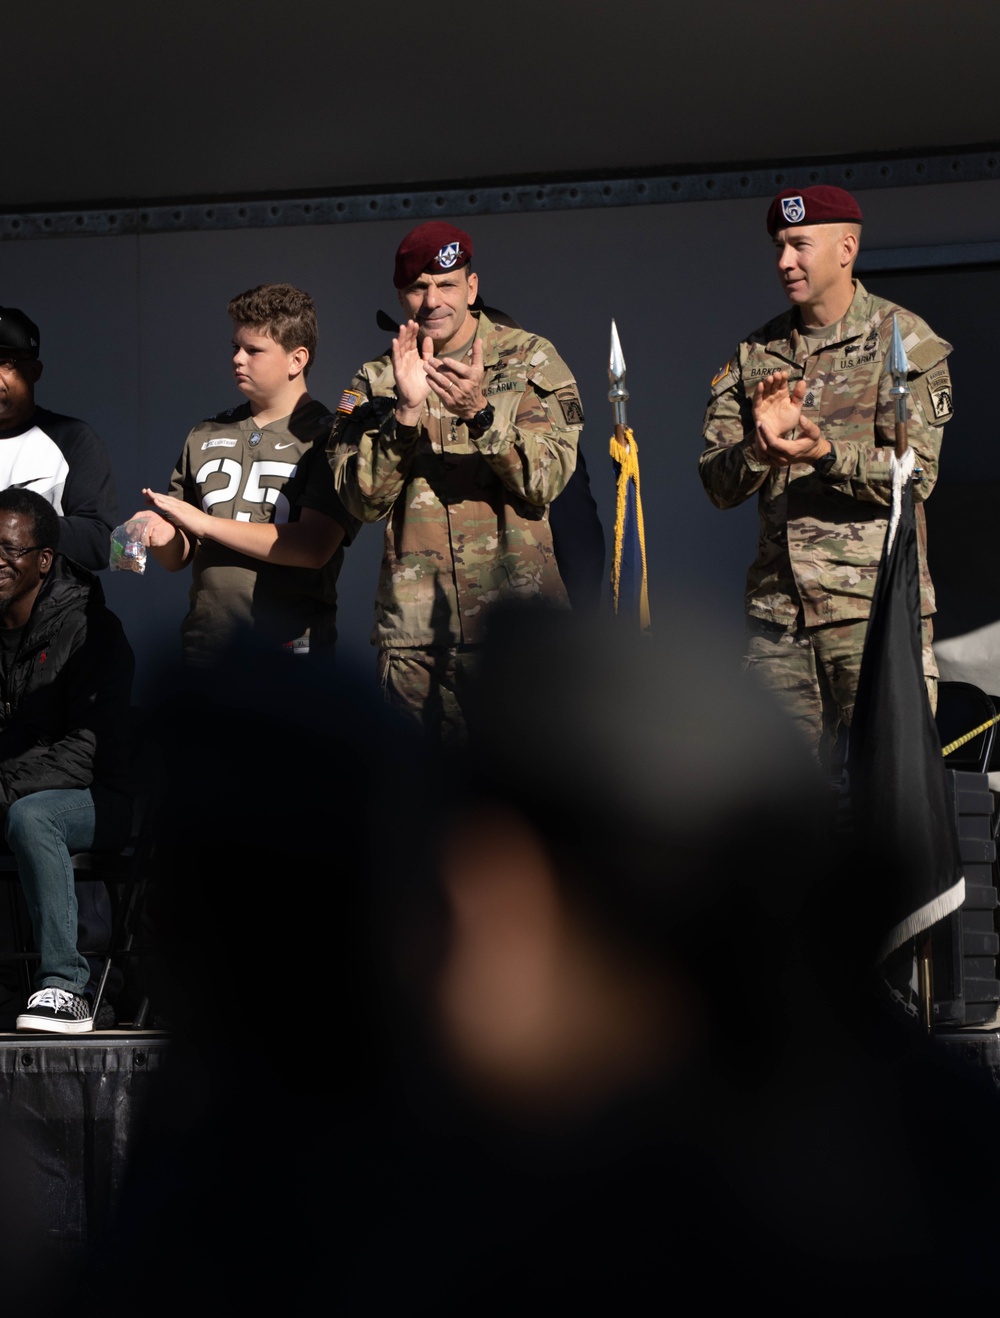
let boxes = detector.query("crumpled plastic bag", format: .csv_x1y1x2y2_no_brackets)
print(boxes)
109,520,149,574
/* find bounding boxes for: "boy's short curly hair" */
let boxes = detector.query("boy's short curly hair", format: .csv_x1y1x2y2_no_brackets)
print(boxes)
228,284,317,376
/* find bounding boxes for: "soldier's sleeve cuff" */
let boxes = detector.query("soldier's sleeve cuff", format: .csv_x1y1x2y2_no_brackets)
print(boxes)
373,395,420,446
819,444,853,482
813,451,836,478
468,424,508,457
393,420,420,443
741,435,769,474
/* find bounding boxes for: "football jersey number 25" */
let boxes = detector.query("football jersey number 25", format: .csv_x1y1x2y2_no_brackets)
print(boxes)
195,458,298,523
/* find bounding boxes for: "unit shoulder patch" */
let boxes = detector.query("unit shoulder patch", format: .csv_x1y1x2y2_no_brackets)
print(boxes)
554,388,584,427
926,365,954,421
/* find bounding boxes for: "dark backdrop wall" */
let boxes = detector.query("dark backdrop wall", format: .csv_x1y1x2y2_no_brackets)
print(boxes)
861,266,1000,640
1,178,997,702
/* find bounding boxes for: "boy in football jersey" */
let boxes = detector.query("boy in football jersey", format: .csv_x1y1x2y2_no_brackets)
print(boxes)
132,283,359,663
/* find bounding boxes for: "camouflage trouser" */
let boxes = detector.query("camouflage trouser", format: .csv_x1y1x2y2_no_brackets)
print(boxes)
743,615,938,756
377,646,482,746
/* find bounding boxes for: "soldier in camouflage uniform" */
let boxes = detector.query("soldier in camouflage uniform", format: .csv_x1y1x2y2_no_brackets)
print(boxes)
329,222,583,742
700,185,954,755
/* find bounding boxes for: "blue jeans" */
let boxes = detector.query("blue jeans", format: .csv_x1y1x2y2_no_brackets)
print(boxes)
4,789,102,994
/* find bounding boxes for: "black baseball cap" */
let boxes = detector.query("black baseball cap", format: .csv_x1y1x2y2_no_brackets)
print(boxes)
0,308,40,357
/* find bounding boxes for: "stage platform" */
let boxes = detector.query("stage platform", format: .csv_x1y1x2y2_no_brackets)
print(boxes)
0,1026,171,1284
934,1025,1000,1087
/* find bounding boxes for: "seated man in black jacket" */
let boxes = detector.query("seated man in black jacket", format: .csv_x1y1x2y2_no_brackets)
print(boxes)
0,489,133,1033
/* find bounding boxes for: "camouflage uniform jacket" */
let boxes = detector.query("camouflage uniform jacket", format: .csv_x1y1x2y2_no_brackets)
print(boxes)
699,281,953,628
328,311,583,647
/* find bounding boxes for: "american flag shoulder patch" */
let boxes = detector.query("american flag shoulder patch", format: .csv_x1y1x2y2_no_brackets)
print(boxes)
338,388,364,414
711,358,733,387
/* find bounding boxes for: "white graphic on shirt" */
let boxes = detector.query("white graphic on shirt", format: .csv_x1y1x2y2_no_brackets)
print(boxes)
0,426,68,514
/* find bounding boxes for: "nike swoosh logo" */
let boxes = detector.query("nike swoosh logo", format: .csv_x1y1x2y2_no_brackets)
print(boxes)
274,442,296,450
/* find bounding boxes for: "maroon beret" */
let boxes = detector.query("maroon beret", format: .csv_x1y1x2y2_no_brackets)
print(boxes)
393,222,473,288
766,186,863,236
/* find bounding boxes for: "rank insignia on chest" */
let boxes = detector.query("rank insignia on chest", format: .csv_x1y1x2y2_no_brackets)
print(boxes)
338,389,364,414
248,432,262,447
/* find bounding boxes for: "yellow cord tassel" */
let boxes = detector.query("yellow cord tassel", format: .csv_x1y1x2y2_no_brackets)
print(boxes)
609,427,650,631
940,712,1000,759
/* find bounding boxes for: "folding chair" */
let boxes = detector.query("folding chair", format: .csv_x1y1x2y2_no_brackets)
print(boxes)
0,800,156,1026
935,680,997,775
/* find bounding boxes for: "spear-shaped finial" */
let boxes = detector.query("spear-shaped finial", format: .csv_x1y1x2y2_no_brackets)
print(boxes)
606,318,650,631
889,313,910,458
608,319,629,434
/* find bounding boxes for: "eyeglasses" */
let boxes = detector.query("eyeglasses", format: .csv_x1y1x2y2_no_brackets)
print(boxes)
0,358,34,376
0,544,44,563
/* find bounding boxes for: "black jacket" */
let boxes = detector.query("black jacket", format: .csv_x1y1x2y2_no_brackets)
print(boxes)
0,555,134,846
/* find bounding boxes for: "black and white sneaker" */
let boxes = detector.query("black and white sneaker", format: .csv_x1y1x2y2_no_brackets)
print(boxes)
16,988,94,1034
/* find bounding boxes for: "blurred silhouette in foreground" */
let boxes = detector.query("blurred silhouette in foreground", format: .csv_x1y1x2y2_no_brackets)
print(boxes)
358,604,1000,1311
40,634,417,1314
38,608,1000,1312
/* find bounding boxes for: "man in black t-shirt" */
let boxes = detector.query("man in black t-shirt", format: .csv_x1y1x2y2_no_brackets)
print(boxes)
0,306,118,571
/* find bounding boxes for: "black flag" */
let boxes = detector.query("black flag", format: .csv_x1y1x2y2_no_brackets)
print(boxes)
848,479,964,960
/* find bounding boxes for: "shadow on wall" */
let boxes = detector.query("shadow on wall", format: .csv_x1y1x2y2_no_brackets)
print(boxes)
929,480,1000,696
928,480,1000,643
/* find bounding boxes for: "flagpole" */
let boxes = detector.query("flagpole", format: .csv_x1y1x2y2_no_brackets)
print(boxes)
607,320,651,631
889,314,910,460
850,314,964,1030
609,318,629,442
890,313,935,1031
